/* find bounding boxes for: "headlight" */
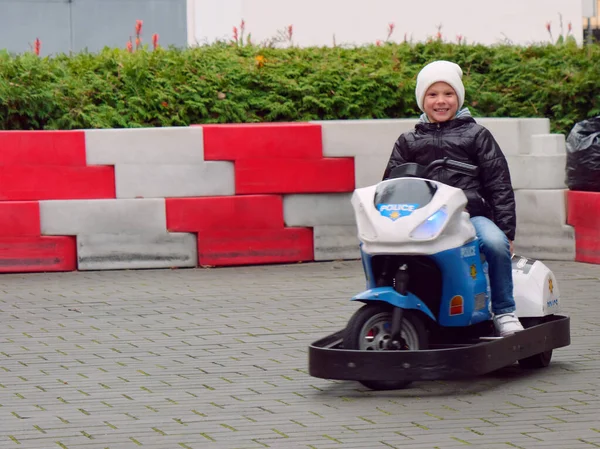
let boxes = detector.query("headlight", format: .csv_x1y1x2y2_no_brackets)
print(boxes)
409,207,448,240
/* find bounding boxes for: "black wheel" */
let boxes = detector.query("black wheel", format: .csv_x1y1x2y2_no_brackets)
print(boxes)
517,317,553,369
343,303,428,391
518,350,553,369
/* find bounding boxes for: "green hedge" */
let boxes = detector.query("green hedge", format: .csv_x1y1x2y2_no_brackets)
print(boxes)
1,40,599,134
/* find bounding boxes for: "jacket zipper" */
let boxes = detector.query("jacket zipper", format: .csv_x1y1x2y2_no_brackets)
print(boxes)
436,123,446,184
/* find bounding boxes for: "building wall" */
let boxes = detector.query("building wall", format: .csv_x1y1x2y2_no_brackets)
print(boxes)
0,0,593,55
0,0,188,56
583,0,600,26
189,0,586,47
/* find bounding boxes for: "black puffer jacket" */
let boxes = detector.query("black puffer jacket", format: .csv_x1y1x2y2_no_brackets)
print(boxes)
382,116,516,241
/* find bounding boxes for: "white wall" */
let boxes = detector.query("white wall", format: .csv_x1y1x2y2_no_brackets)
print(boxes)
188,0,584,47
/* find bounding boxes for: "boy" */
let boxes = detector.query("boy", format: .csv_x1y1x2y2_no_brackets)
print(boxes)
382,60,524,337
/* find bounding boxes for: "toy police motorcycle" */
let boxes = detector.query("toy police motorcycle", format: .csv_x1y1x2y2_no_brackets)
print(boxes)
308,158,570,390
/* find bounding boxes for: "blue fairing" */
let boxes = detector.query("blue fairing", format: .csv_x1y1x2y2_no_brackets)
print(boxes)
351,287,436,321
358,241,491,327
430,240,492,326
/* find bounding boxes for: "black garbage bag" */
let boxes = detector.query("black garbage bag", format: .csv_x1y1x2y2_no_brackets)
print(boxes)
566,116,600,192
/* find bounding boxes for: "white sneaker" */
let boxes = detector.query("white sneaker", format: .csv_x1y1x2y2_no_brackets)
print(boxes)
493,313,524,337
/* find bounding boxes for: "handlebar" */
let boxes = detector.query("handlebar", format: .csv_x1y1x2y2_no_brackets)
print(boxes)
387,157,479,180
434,158,479,177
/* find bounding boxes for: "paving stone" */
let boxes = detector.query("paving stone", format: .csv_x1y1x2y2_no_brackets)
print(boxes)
0,259,598,448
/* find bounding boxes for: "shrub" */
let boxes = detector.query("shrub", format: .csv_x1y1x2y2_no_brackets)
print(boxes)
0,39,598,134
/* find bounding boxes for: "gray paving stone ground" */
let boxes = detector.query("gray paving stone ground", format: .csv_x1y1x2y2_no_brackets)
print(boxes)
0,259,599,449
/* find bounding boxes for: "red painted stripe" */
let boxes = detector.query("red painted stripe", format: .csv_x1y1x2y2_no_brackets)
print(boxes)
0,202,40,236
574,227,600,264
202,123,323,160
567,190,600,228
198,228,314,266
166,195,283,231
235,158,355,194
0,236,76,273
0,131,86,166
0,166,115,200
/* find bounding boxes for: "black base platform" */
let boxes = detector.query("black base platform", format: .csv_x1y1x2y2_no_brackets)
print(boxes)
308,315,570,382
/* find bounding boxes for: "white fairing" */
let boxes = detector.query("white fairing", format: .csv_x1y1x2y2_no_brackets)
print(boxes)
352,178,476,255
512,256,561,318
354,176,560,319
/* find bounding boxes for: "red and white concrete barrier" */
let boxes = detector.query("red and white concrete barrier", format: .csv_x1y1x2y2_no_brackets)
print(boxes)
0,118,591,273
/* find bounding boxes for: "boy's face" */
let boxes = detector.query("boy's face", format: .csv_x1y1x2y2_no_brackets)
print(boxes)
423,82,459,123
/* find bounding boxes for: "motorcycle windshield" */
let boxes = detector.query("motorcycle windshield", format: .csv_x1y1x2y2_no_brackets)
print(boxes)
374,179,437,220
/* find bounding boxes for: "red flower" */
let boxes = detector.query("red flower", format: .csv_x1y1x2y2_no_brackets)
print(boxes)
152,33,159,49
546,22,551,32
136,20,143,36
387,23,395,40
288,25,293,40
233,26,239,42
126,40,133,53
135,37,141,49
34,38,41,56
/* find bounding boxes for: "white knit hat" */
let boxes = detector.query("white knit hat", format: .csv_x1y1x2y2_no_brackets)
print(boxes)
415,60,465,112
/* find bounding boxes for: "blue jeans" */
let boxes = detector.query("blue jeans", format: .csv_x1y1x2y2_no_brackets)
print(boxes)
471,216,516,315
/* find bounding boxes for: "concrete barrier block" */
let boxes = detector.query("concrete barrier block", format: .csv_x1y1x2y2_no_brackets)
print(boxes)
202,123,322,160
115,162,235,198
236,158,354,194
354,154,390,188
40,199,167,235
530,134,566,156
85,127,204,165
77,232,197,270
507,155,566,190
514,224,575,261
283,194,354,226
518,118,551,154
0,202,41,236
198,228,313,266
514,189,574,260
314,225,360,261
475,118,551,156
314,119,418,158
515,189,568,226
0,130,86,166
475,118,521,156
0,236,77,273
0,166,115,201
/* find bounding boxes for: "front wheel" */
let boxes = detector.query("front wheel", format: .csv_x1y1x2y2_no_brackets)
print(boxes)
517,317,553,369
518,350,553,369
343,303,428,390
